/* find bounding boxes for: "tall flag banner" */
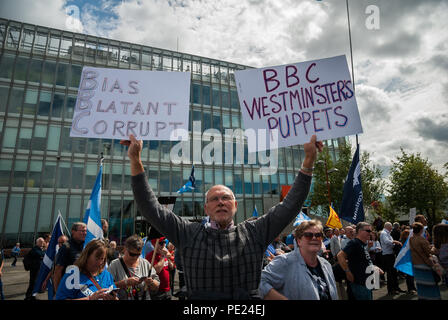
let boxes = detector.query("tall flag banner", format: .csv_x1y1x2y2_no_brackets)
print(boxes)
293,211,311,227
252,206,259,217
339,144,364,224
394,230,414,276
83,165,104,247
177,165,196,194
32,213,64,297
326,206,342,229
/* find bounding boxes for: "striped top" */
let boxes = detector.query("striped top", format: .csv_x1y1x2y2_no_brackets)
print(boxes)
132,171,311,299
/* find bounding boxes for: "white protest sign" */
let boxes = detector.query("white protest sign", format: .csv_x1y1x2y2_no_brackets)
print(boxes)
235,55,363,152
70,67,191,140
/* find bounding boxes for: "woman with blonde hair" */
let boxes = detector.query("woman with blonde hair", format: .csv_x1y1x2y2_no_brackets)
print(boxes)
55,239,117,300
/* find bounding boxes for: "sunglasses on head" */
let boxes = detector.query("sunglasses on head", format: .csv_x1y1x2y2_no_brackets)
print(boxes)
302,232,324,240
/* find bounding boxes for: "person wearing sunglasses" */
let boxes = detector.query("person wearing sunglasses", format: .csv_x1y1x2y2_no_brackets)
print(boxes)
108,235,159,300
121,134,323,300
337,222,383,300
259,220,338,300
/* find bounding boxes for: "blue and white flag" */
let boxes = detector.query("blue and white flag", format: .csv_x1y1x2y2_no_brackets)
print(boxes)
293,211,311,227
394,230,414,276
32,213,64,297
177,165,196,194
83,165,104,247
339,144,364,224
252,206,259,217
265,244,276,257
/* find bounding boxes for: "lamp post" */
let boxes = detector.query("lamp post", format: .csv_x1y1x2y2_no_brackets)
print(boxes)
316,159,339,206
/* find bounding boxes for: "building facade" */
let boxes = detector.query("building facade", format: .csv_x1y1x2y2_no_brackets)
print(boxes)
0,18,344,247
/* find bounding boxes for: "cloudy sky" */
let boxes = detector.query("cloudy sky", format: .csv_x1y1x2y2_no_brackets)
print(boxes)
1,0,447,178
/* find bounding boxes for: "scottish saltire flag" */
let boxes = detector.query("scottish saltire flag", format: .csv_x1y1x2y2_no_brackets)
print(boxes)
394,230,414,276
293,211,311,227
177,165,196,194
32,213,64,297
252,206,259,217
339,144,364,224
265,244,276,257
83,165,104,247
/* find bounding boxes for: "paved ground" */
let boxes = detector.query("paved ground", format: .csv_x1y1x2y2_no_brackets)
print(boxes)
1,257,446,300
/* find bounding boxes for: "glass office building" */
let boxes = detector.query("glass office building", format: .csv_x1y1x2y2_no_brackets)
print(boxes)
0,18,344,247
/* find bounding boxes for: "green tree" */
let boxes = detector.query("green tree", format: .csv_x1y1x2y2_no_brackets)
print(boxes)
388,149,448,228
360,151,386,210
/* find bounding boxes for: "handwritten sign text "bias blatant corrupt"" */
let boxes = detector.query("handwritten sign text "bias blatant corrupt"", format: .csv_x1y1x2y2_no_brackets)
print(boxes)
235,55,363,152
70,67,191,141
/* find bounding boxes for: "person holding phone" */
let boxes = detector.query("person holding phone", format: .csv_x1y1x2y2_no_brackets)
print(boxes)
54,239,117,300
109,235,159,300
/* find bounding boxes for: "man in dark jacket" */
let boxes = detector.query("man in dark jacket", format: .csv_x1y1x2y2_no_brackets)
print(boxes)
121,134,322,299
24,238,45,300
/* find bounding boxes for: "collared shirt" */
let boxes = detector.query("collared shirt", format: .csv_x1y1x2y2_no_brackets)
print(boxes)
379,229,395,255
209,219,235,230
259,247,338,300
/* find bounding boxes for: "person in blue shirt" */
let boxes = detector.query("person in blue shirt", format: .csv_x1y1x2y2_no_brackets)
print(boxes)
55,239,117,300
11,243,21,267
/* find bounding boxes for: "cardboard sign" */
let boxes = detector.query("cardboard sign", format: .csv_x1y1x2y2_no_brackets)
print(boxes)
235,55,363,152
70,67,191,140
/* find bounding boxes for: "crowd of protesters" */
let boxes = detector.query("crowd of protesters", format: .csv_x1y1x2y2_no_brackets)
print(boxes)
2,134,447,301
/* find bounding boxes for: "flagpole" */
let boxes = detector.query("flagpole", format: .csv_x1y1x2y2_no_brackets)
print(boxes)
345,0,359,146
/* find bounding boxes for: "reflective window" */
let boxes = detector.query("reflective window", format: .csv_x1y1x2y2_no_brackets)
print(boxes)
0,54,15,80
24,89,38,115
14,55,29,82
42,60,56,85
271,173,278,194
108,45,119,66
68,195,82,223
32,125,47,151
212,86,220,107
230,89,239,110
52,93,64,118
234,170,243,194
214,168,223,185
221,87,229,109
12,160,27,187
149,141,159,161
212,112,221,131
37,195,53,234
111,163,123,190
57,162,71,188
204,168,213,192
42,161,57,188
71,163,83,189
60,36,72,57
49,35,60,56
148,168,159,192
22,194,38,233
160,167,170,192
6,26,20,48
28,58,43,84
65,95,76,119
18,127,32,150
47,125,61,151
5,194,23,239
33,32,47,53
38,91,52,116
2,127,18,148
225,169,233,190
20,29,35,51
0,159,12,186
122,198,134,240
86,138,100,155
160,141,171,162
29,160,42,188
244,170,252,195
56,62,69,86
192,83,201,104
171,168,182,192
0,85,9,113
84,163,99,189
253,170,261,194
53,195,67,226
203,110,211,130
202,85,210,106
70,64,82,88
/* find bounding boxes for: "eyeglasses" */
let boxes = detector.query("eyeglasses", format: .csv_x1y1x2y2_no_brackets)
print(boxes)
207,195,234,203
302,232,324,240
362,229,372,233
128,251,141,257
